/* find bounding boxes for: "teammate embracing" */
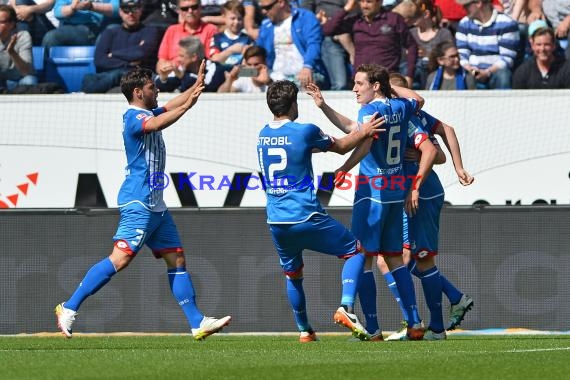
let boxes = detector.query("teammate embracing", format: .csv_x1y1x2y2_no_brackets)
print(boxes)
258,80,385,342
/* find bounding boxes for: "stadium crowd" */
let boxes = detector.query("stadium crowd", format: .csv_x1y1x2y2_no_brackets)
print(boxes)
1,0,570,93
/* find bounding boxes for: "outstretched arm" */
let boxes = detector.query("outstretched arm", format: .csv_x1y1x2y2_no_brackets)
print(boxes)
143,83,205,132
434,122,474,186
306,83,357,133
328,113,385,154
391,85,424,109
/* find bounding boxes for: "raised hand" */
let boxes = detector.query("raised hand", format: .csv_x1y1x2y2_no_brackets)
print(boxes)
186,83,205,109
306,82,324,108
6,35,17,55
195,59,206,87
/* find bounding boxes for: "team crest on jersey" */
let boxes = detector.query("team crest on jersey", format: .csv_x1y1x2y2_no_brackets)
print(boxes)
136,113,146,120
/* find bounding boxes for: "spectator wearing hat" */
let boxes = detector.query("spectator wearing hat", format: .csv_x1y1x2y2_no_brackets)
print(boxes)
455,0,520,89
81,0,161,93
41,0,120,49
513,19,570,88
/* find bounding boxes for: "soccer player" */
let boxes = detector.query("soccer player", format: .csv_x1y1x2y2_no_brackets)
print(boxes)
383,73,475,340
307,64,438,341
258,80,386,342
55,62,232,341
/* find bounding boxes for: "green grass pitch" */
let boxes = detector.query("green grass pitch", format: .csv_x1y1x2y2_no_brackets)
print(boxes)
1,335,569,379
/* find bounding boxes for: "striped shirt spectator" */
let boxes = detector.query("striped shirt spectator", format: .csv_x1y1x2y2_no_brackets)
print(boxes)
455,0,519,88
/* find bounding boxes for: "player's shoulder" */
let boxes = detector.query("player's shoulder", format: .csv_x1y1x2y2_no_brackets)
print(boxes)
125,106,152,118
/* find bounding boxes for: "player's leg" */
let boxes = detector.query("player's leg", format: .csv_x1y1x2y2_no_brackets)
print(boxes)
151,210,230,341
411,196,445,339
270,223,315,342
55,204,148,338
351,198,383,339
303,214,369,340
382,203,423,340
383,210,411,323
358,255,380,339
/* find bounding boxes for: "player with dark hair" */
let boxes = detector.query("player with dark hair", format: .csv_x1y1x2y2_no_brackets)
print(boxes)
389,73,474,339
55,63,232,341
307,64,437,341
258,80,385,342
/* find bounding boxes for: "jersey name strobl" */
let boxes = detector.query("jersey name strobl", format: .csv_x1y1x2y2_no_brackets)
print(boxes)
257,136,293,146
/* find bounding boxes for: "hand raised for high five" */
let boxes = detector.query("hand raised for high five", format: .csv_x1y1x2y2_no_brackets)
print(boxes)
306,82,325,108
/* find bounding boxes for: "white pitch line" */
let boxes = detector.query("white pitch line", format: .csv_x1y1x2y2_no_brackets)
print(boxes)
504,347,570,353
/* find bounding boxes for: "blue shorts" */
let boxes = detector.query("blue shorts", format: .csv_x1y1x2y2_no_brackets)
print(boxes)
352,198,403,256
269,213,358,276
113,203,183,258
406,195,444,258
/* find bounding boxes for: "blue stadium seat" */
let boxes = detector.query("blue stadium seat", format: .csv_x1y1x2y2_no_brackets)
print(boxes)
45,46,96,93
32,46,45,82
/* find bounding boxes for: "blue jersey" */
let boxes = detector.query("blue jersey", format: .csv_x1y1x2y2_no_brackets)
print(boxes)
356,97,419,203
403,110,444,199
117,106,167,212
211,31,254,66
258,120,334,224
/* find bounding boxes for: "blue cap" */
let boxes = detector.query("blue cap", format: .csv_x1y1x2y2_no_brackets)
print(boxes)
528,20,549,38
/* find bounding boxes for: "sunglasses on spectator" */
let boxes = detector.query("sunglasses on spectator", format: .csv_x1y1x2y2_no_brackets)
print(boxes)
120,6,141,13
260,0,278,11
179,4,200,11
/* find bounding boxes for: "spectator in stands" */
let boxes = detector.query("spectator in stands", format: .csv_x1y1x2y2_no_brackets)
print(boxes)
0,4,36,91
244,0,299,40
82,0,161,93
42,0,119,49
9,0,57,46
217,44,271,91
425,40,476,89
394,0,455,89
303,0,355,90
543,0,570,59
156,0,217,84
199,0,228,27
455,0,520,89
140,0,178,29
156,35,227,91
243,0,262,39
323,0,419,88
513,20,570,87
498,0,544,67
209,0,253,66
257,0,329,89
436,0,467,32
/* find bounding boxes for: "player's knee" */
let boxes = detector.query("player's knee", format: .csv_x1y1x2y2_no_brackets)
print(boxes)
415,255,435,271
285,269,303,280
109,250,132,272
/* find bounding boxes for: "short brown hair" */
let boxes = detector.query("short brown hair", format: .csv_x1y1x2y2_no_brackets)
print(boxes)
389,73,408,88
222,0,245,17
